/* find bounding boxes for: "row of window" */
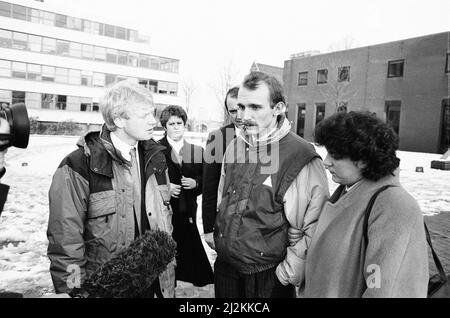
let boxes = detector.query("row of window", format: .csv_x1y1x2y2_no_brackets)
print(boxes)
298,66,351,86
1,90,169,114
0,59,178,95
0,1,146,43
0,90,99,112
0,29,178,73
298,55,450,86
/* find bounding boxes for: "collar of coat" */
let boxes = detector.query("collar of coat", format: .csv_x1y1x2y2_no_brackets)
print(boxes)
76,125,167,178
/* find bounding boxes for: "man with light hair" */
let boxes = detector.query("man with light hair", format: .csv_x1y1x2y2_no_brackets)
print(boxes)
47,80,175,297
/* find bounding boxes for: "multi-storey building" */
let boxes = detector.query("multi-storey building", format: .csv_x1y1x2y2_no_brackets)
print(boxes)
0,0,181,132
283,32,450,154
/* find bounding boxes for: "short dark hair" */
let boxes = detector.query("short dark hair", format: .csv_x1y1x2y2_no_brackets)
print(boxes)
224,86,239,111
159,105,187,128
314,111,400,181
242,71,285,107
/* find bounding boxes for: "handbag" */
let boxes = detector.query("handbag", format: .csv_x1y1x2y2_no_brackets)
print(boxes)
363,185,450,298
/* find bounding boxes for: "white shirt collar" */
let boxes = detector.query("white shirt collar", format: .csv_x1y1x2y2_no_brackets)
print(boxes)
110,131,137,162
167,136,184,155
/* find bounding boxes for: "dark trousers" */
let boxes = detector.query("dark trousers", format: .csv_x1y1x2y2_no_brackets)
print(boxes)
214,259,295,298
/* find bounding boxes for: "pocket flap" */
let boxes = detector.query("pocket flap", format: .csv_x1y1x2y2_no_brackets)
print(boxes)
88,190,116,218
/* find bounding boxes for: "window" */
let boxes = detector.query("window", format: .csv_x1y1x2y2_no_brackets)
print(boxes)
27,64,41,80
12,4,27,21
315,103,326,125
67,17,82,31
150,57,160,70
92,102,99,112
296,103,306,137
139,55,150,68
28,35,42,52
104,24,115,37
158,81,169,94
41,93,55,109
56,95,67,110
12,62,26,79
115,27,126,39
56,40,70,56
80,103,91,111
385,100,401,135
68,69,81,85
168,82,178,95
440,99,450,153
82,20,92,33
117,51,127,65
317,69,328,84
42,66,55,82
81,70,93,86
93,73,105,87
388,60,404,78
12,91,25,104
69,42,82,58
93,22,103,36
128,53,139,67
0,60,11,77
446,53,450,73
298,72,308,86
42,38,56,54
55,67,68,83
55,14,67,28
12,32,27,50
94,47,106,61
41,11,55,26
0,29,11,47
106,49,118,63
82,44,94,60
105,74,116,86
0,1,11,17
29,9,40,23
338,66,350,82
128,30,138,42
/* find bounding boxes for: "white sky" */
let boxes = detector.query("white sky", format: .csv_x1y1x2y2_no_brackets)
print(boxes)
46,0,450,121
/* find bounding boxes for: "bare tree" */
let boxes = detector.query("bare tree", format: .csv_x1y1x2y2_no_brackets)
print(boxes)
181,77,196,117
209,59,238,125
318,57,359,113
328,36,356,52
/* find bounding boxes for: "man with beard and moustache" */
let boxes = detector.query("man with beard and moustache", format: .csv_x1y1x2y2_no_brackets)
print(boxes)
213,72,329,298
202,86,243,250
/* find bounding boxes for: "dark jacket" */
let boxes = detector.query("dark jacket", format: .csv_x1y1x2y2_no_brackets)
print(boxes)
214,130,319,274
202,123,236,234
159,136,213,286
47,127,175,296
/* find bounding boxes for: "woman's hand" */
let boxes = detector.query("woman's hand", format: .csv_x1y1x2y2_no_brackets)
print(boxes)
169,183,181,198
181,176,197,190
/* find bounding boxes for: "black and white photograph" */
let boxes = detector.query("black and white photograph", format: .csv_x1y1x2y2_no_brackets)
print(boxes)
0,0,449,302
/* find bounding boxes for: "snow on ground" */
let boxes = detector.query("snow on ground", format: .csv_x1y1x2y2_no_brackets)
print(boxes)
0,135,449,297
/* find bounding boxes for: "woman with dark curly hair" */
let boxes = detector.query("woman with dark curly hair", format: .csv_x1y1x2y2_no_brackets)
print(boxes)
303,111,429,297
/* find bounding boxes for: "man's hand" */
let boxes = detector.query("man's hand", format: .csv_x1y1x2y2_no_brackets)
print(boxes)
169,183,181,198
288,227,303,246
204,232,215,250
181,176,197,190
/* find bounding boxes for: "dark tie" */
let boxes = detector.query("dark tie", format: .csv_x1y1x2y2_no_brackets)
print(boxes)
130,147,141,234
